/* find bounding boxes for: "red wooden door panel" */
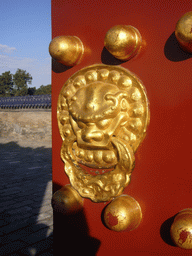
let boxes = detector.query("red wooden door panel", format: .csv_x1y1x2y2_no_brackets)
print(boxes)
52,1,192,255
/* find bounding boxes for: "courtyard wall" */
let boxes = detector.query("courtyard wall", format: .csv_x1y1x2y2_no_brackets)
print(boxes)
0,109,52,146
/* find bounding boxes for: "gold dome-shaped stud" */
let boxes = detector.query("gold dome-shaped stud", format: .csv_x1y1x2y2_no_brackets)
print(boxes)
103,195,142,232
52,185,83,215
49,36,84,66
170,209,192,249
104,25,142,61
175,12,192,53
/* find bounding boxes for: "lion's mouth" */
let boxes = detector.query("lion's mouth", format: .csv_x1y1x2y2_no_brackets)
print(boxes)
72,142,118,169
78,163,114,176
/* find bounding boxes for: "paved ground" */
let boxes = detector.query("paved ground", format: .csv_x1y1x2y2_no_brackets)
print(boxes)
0,140,53,256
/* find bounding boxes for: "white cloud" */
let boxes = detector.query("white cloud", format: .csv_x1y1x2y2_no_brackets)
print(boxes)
0,54,51,88
0,44,16,54
0,54,36,69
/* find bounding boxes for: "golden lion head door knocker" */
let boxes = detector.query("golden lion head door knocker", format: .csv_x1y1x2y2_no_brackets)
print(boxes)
53,64,150,231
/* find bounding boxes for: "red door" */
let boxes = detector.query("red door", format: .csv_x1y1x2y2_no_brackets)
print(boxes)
51,1,192,255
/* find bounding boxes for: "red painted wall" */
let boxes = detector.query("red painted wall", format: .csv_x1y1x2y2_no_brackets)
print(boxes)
52,1,192,255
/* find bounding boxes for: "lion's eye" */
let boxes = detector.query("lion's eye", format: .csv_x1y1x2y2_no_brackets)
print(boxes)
77,121,86,129
97,119,111,129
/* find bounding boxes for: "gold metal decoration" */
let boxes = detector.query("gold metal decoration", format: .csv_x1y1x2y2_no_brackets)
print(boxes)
170,209,192,249
57,64,149,202
175,12,192,53
103,195,142,232
104,25,142,61
52,185,83,214
49,36,84,66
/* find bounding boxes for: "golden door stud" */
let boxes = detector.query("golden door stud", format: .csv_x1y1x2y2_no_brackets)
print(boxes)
170,209,192,249
49,36,84,66
103,195,142,232
104,25,142,61
52,185,83,214
175,12,192,53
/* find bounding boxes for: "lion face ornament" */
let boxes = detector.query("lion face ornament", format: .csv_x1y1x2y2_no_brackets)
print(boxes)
57,64,150,202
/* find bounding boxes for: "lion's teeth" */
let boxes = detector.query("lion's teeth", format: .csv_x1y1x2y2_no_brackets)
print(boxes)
85,151,93,162
78,149,84,158
73,144,117,168
94,151,103,163
103,151,116,163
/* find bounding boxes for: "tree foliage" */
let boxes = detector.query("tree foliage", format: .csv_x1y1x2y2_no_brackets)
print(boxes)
0,69,51,97
27,87,36,95
13,69,32,96
34,84,51,95
0,71,14,97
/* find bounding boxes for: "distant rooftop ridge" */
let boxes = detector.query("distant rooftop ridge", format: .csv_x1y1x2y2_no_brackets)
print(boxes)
0,94,51,109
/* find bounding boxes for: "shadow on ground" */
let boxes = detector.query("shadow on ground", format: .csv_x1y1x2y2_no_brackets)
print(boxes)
0,141,53,256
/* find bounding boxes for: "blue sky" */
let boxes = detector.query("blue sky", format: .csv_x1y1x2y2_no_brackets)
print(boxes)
0,0,51,89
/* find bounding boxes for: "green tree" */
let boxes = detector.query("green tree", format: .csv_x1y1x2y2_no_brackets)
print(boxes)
0,71,14,97
28,87,36,95
13,69,32,96
35,84,51,95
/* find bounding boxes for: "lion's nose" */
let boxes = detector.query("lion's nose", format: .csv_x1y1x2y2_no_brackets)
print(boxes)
82,131,104,142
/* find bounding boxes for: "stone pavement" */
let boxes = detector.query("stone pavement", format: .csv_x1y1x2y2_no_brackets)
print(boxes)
0,140,53,256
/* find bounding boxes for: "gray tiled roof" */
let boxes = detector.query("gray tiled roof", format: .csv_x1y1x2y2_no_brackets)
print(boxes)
0,95,51,109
